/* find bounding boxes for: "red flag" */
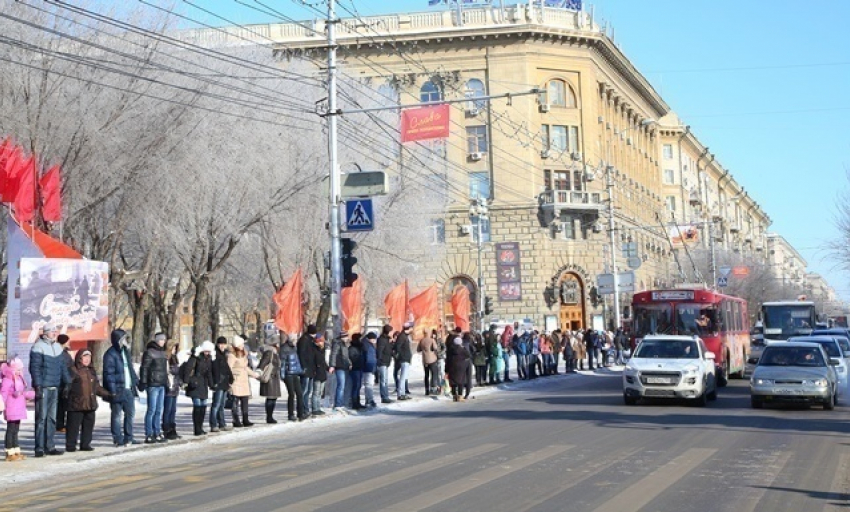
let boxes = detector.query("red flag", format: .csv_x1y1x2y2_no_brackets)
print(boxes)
341,276,364,334
384,281,409,333
40,165,62,222
409,284,440,340
12,156,37,222
273,268,304,335
0,139,12,200
450,285,471,332
1,147,23,203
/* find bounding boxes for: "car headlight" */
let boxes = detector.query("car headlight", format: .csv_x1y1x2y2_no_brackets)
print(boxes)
752,378,773,385
624,367,638,376
812,379,828,387
682,366,699,376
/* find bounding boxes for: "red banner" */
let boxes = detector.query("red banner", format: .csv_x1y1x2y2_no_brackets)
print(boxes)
409,284,440,340
273,268,303,335
341,276,364,335
400,104,450,143
384,281,409,333
40,165,62,222
450,285,471,332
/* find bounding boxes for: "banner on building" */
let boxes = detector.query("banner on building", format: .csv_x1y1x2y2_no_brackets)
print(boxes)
666,224,700,248
17,258,109,345
400,104,450,143
495,241,522,301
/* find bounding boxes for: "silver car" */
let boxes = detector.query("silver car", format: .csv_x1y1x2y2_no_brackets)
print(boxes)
750,342,839,410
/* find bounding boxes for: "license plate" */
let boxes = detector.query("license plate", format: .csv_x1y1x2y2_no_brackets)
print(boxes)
647,377,672,384
774,388,800,395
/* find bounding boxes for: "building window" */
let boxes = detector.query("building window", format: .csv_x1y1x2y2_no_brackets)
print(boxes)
560,214,576,240
469,172,490,200
466,125,488,154
542,125,580,153
429,218,446,245
663,169,675,184
663,144,673,159
541,125,550,151
665,195,677,212
420,80,442,103
546,79,577,108
465,78,486,111
472,216,491,243
551,125,568,151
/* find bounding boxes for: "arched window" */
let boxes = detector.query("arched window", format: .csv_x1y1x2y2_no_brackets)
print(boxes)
465,78,486,111
420,80,442,103
547,79,577,108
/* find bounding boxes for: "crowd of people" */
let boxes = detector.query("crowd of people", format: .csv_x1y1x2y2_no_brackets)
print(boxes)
0,320,631,462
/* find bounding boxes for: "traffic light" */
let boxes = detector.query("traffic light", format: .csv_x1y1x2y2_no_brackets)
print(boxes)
484,296,493,316
589,286,600,308
341,237,358,288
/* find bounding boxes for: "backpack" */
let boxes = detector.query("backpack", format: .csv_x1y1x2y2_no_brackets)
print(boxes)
179,357,196,390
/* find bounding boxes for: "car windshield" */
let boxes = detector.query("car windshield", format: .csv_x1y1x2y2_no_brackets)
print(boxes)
763,305,814,335
834,337,850,355
633,305,673,336
634,340,699,359
676,303,718,335
759,347,825,367
789,338,842,358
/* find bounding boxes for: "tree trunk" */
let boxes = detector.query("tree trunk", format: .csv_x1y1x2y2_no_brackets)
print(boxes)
130,291,146,362
167,288,182,344
209,291,221,344
192,276,211,348
315,291,331,335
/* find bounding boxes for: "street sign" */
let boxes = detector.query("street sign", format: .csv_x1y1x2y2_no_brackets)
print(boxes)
342,171,388,198
345,199,374,232
627,256,642,270
621,242,637,259
717,276,728,288
732,266,750,277
597,271,635,295
718,265,732,277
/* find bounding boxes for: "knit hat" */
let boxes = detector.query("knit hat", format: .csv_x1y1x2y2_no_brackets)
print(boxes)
154,332,167,342
199,340,215,354
307,325,318,335
216,336,228,345
43,322,58,334
365,332,377,340
453,337,463,346
403,322,414,329
57,334,70,345
232,335,245,350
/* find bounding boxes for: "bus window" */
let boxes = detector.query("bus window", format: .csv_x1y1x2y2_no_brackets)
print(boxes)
676,303,717,335
633,304,673,337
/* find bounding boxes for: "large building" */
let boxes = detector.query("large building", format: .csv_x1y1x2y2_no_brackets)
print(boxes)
188,3,819,331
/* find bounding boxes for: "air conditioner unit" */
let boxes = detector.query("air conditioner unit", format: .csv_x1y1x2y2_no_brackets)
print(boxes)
584,170,596,182
469,152,484,161
592,223,602,233
597,116,604,124
551,223,563,233
626,137,633,146
465,107,480,117
540,149,551,159
571,152,582,162
460,225,471,235
730,225,741,233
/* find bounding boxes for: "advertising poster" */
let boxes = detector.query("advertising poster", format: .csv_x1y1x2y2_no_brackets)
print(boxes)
496,242,522,301
400,104,451,143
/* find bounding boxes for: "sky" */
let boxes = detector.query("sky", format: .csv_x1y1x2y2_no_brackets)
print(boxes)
190,0,850,298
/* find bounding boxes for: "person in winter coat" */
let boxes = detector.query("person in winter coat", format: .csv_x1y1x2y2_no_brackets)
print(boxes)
540,334,553,376
483,325,498,385
417,330,439,395
103,328,140,447
297,325,319,417
185,341,215,436
1,358,30,461
228,336,258,427
210,337,234,432
280,334,305,421
329,334,352,410
65,349,111,452
574,331,586,371
471,333,488,387
258,337,282,423
29,322,72,457
394,323,414,400
361,332,378,407
139,332,169,443
446,338,471,402
500,325,514,383
375,325,394,404
163,339,183,440
488,333,504,385
311,334,329,415
614,328,629,365
550,330,562,375
434,330,448,396
55,334,73,434
348,334,365,409
562,332,575,372
584,329,597,370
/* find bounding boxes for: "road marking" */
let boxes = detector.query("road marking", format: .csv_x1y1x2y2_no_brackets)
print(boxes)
734,451,793,512
374,445,573,512
275,443,504,512
591,448,716,512
179,443,442,512
823,452,850,512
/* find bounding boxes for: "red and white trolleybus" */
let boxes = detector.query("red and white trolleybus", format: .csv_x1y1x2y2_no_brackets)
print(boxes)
631,287,750,387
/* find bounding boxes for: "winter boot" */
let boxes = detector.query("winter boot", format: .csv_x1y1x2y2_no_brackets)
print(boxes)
192,407,205,436
200,407,208,435
5,449,14,462
165,425,178,441
232,409,243,428
14,448,25,461
243,414,254,428
265,400,277,424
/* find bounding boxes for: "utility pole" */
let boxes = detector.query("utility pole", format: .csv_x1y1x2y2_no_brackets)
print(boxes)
607,164,620,331
326,0,342,338
470,198,489,332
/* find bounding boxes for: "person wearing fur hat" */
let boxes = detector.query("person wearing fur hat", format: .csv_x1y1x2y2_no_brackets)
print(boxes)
65,349,112,452
29,322,72,457
139,332,169,444
1,359,30,461
258,336,282,423
162,339,183,440
103,329,140,447
184,341,215,435
228,336,258,427
210,337,234,432
446,337,471,402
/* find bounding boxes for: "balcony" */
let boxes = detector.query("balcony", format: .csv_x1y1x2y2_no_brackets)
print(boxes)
539,189,603,213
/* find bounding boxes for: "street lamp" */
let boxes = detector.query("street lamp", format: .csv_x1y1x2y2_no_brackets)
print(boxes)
470,198,489,331
606,118,656,331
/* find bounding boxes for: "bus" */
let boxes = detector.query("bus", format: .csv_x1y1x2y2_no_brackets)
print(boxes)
631,287,749,387
761,301,816,342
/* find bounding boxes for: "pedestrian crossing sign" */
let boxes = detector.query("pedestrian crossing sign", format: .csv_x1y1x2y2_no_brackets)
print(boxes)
345,199,374,232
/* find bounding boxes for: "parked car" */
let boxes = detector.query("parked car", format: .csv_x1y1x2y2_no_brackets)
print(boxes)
622,335,717,406
750,342,838,410
787,336,847,396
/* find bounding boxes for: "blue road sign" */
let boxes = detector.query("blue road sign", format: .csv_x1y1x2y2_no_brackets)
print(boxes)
345,199,374,232
717,276,728,288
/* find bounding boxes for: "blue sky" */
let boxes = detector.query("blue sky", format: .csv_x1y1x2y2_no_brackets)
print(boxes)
192,0,850,298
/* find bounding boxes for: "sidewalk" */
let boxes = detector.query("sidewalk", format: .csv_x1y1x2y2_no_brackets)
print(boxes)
0,354,611,484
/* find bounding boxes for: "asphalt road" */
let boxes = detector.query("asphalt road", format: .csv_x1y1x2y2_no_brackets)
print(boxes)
2,369,849,512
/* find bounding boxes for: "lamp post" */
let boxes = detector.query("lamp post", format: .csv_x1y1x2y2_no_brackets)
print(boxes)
605,118,656,330
470,198,489,332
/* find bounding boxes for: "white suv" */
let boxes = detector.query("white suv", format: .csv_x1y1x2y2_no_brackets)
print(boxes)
623,335,718,406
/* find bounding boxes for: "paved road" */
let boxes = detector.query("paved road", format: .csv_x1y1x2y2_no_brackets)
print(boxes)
2,370,849,512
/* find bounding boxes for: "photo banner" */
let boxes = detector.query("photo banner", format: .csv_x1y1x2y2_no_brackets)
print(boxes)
400,104,450,143
495,242,522,301
666,224,700,248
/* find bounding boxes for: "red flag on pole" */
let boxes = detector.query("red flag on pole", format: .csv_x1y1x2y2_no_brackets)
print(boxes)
273,268,304,335
1,147,24,203
12,156,37,222
384,281,409,333
341,276,364,334
450,285,471,332
409,284,440,340
40,165,62,222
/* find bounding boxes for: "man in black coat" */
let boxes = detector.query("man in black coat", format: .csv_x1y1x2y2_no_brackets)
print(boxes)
210,337,234,432
376,325,394,403
297,325,318,416
56,334,74,433
394,323,413,400
103,329,140,447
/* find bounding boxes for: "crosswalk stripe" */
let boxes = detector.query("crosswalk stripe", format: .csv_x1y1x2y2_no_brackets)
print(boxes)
275,443,505,512
179,443,442,512
591,448,716,512
822,452,850,512
735,451,793,512
374,445,574,512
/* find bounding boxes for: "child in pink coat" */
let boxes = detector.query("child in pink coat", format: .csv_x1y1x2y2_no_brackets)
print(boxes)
1,358,30,461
